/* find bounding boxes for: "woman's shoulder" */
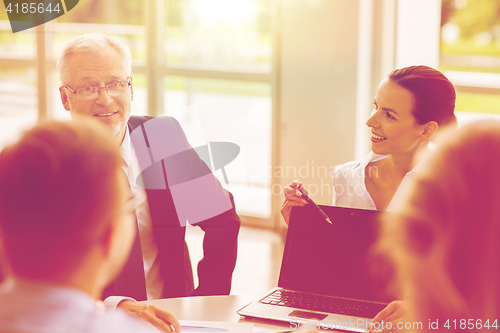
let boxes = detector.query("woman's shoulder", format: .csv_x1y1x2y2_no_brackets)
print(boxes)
332,160,365,183
333,159,362,174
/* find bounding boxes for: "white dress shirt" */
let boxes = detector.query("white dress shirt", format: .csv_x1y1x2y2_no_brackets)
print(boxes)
120,128,163,300
0,279,159,333
332,151,414,211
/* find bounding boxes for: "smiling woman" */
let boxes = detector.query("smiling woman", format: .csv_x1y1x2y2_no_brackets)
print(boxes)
282,65,457,220
367,78,427,158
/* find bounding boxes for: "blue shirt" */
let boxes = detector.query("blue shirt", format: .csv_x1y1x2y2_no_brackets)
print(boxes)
0,279,159,333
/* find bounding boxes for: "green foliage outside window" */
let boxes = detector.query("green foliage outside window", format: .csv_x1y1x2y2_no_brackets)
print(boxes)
440,0,500,114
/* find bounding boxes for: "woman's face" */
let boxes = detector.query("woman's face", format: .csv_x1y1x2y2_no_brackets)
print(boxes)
366,78,427,156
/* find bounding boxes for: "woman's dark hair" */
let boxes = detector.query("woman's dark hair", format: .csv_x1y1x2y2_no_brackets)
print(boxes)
389,65,456,128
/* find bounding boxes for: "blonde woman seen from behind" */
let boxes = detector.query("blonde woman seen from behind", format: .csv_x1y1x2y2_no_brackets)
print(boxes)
378,120,500,332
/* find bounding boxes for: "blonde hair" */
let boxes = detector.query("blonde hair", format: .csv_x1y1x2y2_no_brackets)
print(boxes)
379,120,500,328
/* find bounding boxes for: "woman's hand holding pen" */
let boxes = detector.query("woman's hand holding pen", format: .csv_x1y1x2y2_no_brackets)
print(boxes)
281,180,309,225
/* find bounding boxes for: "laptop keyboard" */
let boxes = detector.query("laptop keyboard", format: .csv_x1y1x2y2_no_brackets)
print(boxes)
259,289,387,318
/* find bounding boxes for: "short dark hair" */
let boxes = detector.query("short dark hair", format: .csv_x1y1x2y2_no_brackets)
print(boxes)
389,65,456,128
0,120,122,279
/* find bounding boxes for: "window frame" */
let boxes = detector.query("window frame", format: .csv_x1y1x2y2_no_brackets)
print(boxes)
0,0,279,228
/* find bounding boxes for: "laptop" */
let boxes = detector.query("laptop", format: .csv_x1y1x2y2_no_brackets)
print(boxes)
237,204,395,332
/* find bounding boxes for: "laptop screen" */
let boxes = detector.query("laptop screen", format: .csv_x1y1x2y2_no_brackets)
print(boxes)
278,205,395,303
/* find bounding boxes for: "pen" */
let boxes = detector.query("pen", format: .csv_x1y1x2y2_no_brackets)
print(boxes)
296,186,333,224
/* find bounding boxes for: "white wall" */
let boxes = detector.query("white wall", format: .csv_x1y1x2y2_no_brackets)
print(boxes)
276,0,361,221
395,0,442,68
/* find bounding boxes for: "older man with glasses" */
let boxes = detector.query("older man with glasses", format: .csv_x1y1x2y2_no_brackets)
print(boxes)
57,33,241,332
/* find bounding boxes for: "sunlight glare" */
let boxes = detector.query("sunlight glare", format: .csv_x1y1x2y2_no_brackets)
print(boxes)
189,0,257,24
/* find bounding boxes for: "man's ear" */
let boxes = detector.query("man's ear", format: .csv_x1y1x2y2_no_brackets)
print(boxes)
100,223,115,259
59,86,70,111
96,221,124,289
129,76,134,102
419,121,438,142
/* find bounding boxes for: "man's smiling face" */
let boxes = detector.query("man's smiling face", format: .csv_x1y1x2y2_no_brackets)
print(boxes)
59,45,133,143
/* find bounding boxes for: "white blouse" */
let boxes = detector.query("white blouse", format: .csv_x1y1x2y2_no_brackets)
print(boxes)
331,152,413,211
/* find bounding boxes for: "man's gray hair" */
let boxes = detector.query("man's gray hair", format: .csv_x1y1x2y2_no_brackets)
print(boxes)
56,33,132,84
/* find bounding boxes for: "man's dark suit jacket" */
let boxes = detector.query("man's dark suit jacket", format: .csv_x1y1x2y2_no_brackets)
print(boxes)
104,116,241,300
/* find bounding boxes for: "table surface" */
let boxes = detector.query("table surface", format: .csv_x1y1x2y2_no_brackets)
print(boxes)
148,295,301,332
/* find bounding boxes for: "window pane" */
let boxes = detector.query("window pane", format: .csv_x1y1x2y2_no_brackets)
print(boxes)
130,74,148,116
456,92,500,114
440,0,500,114
52,23,146,63
56,0,144,26
53,0,146,61
166,0,272,72
164,76,272,218
0,67,37,149
0,21,36,58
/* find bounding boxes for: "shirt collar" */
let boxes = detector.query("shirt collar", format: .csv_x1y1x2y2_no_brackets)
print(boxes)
355,147,434,176
4,278,99,311
120,125,132,168
354,151,388,170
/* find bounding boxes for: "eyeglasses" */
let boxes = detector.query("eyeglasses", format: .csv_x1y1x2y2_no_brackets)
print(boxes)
62,77,131,101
